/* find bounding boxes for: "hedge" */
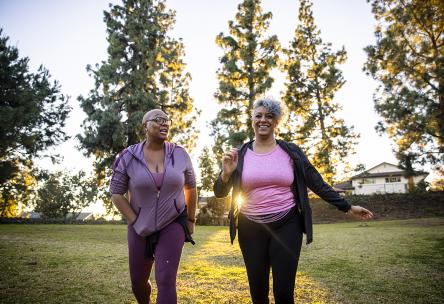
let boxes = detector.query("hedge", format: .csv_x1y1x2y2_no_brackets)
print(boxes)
311,191,444,223
2,192,443,225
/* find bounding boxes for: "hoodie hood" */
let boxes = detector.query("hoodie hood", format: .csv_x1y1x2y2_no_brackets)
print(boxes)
127,140,177,165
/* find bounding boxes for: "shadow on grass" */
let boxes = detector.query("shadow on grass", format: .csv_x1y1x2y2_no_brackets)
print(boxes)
173,227,337,304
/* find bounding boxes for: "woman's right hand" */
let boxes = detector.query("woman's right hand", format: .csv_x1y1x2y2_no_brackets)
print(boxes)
128,214,138,225
221,148,238,183
111,194,137,225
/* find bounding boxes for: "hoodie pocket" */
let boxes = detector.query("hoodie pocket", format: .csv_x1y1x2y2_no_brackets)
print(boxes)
130,207,141,226
132,205,157,237
173,199,180,213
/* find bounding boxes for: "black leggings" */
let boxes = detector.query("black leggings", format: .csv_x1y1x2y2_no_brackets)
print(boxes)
238,208,303,304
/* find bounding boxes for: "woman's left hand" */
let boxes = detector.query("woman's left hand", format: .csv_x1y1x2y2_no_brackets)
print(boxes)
348,205,374,220
187,220,195,235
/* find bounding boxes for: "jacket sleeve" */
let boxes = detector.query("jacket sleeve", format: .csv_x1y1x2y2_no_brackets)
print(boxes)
300,152,351,213
213,171,234,198
110,150,129,195
183,150,197,189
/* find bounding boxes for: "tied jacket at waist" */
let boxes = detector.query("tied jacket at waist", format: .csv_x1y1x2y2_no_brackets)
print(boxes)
213,139,352,245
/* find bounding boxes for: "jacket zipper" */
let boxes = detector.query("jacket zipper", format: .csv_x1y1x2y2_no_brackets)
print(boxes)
154,189,160,231
150,147,171,232
139,143,174,231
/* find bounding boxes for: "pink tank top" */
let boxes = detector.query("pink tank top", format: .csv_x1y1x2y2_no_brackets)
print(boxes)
240,145,295,216
151,172,164,190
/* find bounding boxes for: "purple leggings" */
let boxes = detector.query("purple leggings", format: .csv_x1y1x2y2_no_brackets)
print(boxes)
128,221,185,304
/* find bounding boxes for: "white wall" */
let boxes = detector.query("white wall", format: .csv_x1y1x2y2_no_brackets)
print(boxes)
352,182,407,195
351,176,409,195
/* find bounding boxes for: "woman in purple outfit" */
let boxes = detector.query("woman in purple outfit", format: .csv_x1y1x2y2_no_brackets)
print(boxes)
214,97,373,304
110,109,197,304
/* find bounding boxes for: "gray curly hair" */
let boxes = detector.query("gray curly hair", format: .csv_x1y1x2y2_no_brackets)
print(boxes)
252,97,283,121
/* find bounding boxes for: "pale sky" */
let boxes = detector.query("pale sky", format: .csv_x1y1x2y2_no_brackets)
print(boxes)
1,0,416,183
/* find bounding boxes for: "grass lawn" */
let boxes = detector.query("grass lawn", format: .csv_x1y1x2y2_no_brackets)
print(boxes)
0,218,443,303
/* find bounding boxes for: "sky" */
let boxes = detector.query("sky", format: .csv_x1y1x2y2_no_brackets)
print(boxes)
1,0,428,184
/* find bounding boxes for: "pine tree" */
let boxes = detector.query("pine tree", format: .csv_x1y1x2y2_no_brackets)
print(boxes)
0,29,70,215
211,0,280,157
281,0,359,184
364,0,443,167
78,0,199,209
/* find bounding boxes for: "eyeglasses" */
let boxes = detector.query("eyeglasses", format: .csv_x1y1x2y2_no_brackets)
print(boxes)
146,117,172,125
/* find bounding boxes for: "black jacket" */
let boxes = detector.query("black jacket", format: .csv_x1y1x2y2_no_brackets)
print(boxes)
213,140,352,245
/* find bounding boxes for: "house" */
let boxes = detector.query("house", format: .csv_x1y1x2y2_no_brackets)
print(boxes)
336,162,428,195
20,211,42,219
332,180,354,195
19,211,94,221
69,212,94,221
198,196,209,208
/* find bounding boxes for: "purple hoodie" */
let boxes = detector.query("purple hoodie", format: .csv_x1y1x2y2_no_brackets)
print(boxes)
110,141,196,237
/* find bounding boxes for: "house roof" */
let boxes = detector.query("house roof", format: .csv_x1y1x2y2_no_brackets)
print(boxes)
75,212,93,220
352,170,406,179
351,162,428,180
333,180,354,190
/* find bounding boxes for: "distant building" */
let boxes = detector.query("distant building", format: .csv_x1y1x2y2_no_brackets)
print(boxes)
332,181,354,195
20,211,42,219
198,196,209,208
334,162,428,195
19,211,94,221
68,212,94,221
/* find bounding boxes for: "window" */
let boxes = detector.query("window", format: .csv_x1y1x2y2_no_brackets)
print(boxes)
361,178,375,184
385,176,401,183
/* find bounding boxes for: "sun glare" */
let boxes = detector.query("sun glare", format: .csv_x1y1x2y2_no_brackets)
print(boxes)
237,195,244,208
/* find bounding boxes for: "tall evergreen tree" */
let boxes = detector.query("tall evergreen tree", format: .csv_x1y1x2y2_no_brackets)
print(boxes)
364,0,443,167
281,0,359,184
211,0,280,157
78,0,199,209
0,29,70,215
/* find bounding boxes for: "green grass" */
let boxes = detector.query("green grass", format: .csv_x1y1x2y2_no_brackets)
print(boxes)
1,218,443,303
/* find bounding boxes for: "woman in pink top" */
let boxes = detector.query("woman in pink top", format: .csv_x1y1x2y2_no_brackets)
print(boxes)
214,97,373,304
110,109,197,304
